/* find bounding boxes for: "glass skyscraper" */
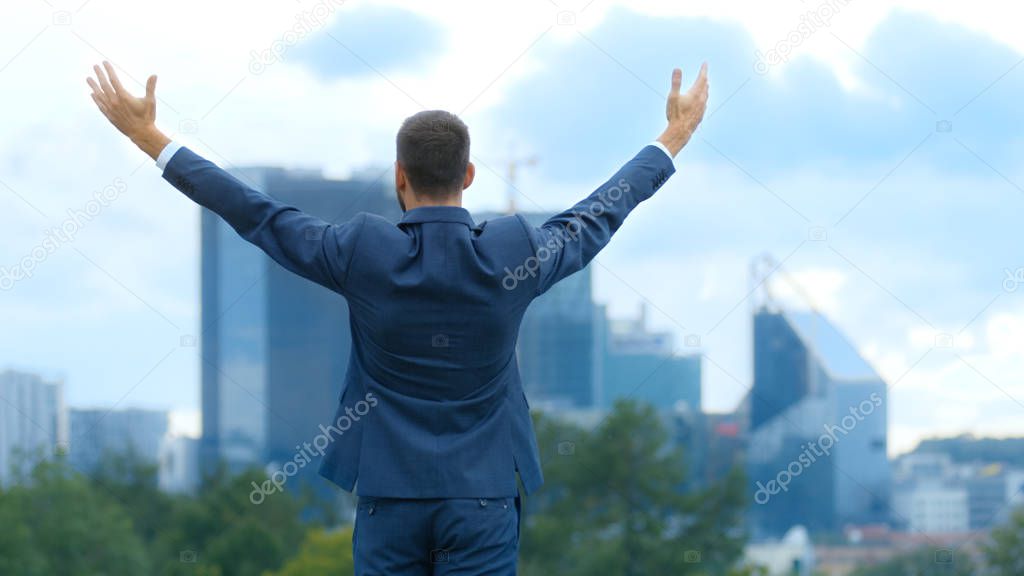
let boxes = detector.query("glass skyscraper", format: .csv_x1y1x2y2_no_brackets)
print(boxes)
477,211,600,409
747,308,891,537
601,306,701,411
199,165,400,480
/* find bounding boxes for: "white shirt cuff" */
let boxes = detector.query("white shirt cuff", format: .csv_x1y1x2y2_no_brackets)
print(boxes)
649,141,675,165
155,141,184,171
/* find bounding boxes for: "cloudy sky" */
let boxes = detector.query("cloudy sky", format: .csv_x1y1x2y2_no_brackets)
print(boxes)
2,0,1023,454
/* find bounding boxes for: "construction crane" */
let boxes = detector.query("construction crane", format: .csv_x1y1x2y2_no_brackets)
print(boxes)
504,153,538,214
749,253,821,314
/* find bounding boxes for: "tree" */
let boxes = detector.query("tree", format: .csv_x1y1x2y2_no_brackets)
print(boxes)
984,507,1024,575
266,527,355,575
88,447,177,559
520,400,749,576
152,465,309,576
0,456,150,575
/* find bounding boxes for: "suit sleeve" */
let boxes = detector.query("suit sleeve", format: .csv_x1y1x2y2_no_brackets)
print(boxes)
523,144,676,296
162,146,364,294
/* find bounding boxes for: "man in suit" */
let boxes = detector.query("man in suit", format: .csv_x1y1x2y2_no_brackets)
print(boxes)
87,60,708,575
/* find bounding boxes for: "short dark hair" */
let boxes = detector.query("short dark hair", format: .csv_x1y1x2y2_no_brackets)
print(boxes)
396,110,470,197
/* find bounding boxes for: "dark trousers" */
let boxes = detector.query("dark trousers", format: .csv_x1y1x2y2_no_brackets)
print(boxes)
353,492,521,575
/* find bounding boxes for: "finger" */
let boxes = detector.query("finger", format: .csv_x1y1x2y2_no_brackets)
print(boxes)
690,62,708,93
103,61,127,97
93,64,116,99
670,68,682,97
86,77,109,104
145,75,157,101
90,93,111,117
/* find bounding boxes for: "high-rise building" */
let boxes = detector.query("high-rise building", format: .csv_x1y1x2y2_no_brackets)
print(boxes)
477,211,600,409
0,370,66,486
601,305,701,411
68,408,168,473
747,308,891,537
200,165,400,481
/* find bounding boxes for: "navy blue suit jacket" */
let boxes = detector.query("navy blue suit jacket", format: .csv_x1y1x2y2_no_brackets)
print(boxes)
162,144,675,498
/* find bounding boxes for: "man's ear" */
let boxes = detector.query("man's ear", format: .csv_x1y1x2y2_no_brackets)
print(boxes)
463,162,476,191
395,161,407,192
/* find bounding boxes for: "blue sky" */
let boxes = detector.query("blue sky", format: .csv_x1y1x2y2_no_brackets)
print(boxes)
1,0,1022,452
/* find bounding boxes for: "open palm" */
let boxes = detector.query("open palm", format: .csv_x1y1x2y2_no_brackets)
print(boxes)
86,61,157,140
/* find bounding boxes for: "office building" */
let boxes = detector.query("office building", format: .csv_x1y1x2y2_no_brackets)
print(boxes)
601,305,700,411
0,370,66,486
478,210,601,408
68,408,168,473
893,483,969,534
747,308,891,537
200,165,400,482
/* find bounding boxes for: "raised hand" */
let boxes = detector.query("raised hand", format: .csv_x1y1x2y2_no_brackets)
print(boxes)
86,61,169,160
658,63,709,157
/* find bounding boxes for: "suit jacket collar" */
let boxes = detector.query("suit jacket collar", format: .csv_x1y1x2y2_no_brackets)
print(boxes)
399,206,476,227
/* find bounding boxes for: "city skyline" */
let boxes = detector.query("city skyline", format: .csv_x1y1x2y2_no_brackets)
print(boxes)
2,0,1024,457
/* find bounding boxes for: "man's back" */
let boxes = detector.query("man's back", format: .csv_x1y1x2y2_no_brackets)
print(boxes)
158,143,676,497
333,209,538,497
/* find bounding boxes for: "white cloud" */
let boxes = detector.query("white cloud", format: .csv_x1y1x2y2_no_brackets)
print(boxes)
2,0,1023,451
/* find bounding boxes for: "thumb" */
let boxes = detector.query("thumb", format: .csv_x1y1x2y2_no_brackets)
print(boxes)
146,75,157,100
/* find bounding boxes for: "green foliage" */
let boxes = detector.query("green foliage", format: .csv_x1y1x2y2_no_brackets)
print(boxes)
152,465,309,576
265,527,355,575
520,400,749,576
0,456,150,575
983,507,1024,575
0,453,316,576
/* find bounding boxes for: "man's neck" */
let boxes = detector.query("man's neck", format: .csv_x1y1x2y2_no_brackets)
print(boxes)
404,195,464,211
